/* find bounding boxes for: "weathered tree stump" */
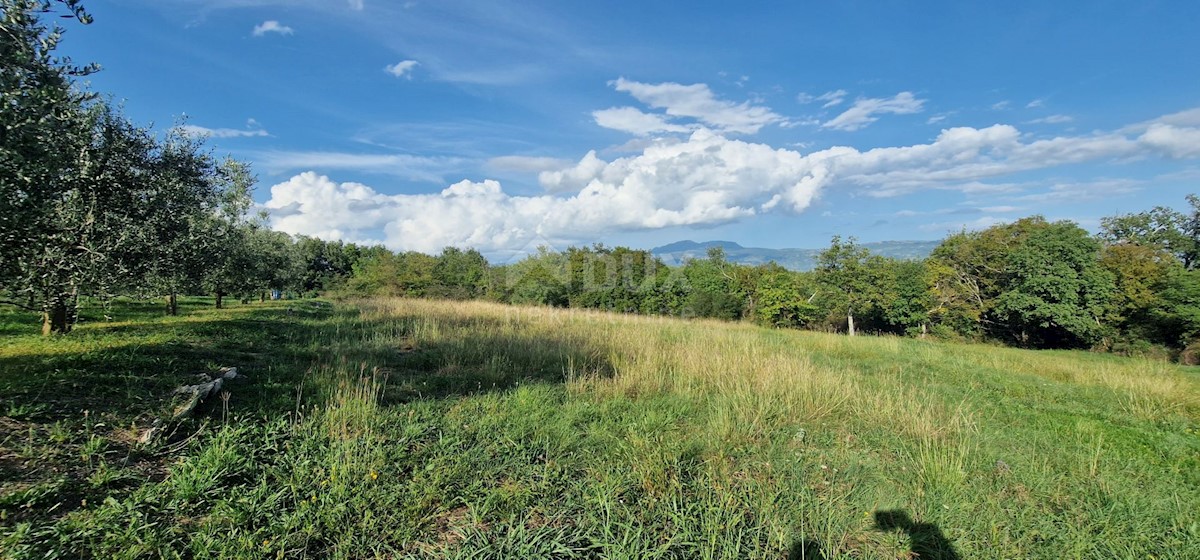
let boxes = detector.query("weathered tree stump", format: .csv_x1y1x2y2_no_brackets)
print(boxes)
139,367,240,444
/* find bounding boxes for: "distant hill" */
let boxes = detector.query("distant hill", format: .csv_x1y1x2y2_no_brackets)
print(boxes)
650,239,941,271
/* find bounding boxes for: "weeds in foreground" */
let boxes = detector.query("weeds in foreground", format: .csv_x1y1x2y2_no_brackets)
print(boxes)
1,297,1197,558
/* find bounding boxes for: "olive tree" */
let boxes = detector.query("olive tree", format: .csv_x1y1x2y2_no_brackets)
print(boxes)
0,0,95,331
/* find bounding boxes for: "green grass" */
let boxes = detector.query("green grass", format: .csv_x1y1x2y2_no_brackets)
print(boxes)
1,297,1198,559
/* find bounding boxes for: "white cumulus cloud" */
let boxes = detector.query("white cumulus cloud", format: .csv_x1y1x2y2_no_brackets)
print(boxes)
1138,124,1200,158
262,107,1200,254
252,20,293,36
823,92,925,131
385,60,419,79
266,131,823,252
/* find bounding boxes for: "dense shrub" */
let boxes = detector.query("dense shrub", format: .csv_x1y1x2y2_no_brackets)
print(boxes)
1180,340,1200,366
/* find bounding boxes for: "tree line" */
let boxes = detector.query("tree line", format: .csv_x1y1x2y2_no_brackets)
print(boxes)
3,2,1198,362
333,199,1199,361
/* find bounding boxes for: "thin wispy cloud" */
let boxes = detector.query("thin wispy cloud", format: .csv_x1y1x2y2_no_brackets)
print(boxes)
429,63,548,86
894,205,1023,218
178,123,269,138
797,89,848,108
592,106,692,136
918,216,1004,233
611,78,784,134
486,155,573,175
1027,114,1073,124
252,20,293,36
817,90,848,108
822,92,925,131
1011,179,1141,202
252,150,466,183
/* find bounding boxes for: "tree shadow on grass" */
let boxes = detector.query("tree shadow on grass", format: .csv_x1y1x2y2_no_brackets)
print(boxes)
301,312,617,404
0,300,340,422
0,298,620,538
1,298,618,422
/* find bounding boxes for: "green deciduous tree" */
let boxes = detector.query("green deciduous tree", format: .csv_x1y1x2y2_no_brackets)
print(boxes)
564,245,663,312
295,236,363,294
432,246,489,300
991,219,1114,348
1154,268,1200,347
814,236,876,335
927,218,1054,340
345,249,403,296
502,247,568,307
752,263,817,328
1100,195,1200,269
680,247,742,320
877,258,934,337
1098,243,1179,343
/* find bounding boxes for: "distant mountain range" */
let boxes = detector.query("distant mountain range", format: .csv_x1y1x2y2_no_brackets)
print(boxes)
650,240,941,271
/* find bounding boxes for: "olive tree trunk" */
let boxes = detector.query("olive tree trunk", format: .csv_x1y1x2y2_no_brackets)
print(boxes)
41,295,72,335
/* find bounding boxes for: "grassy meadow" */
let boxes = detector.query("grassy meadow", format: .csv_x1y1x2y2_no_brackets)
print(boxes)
1,297,1198,559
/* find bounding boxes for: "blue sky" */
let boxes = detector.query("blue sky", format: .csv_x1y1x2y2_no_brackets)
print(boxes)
63,0,1200,257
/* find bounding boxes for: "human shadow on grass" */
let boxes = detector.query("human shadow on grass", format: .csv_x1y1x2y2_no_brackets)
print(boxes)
787,539,829,560
784,511,960,559
875,510,961,560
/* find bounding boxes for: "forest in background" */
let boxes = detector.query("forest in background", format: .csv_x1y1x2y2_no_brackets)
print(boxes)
324,202,1200,360
3,0,1198,360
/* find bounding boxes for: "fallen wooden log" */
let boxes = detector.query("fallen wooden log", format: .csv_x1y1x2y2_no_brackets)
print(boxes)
139,367,240,444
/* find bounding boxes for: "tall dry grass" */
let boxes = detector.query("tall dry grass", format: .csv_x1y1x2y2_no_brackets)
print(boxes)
351,299,994,446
